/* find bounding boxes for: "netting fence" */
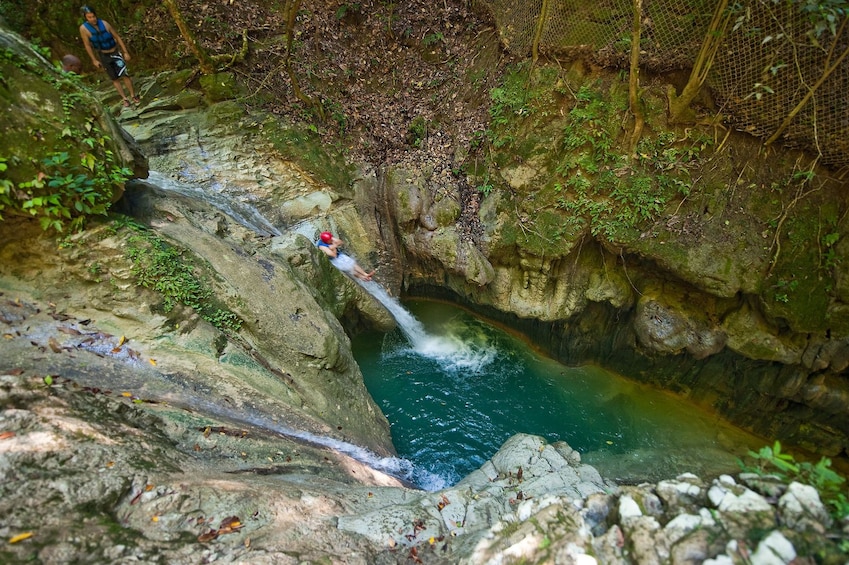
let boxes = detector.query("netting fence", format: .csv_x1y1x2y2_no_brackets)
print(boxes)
476,0,849,171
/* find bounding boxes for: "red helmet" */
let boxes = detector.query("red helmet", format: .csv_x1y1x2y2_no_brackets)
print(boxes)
320,231,333,243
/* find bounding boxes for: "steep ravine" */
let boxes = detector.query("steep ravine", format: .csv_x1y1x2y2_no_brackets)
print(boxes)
1,22,848,562
367,141,849,466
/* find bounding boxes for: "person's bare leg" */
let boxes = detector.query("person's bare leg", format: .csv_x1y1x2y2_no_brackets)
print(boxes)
122,76,138,101
112,79,128,103
353,265,374,281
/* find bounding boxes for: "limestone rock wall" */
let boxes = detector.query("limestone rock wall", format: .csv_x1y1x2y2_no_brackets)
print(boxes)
374,160,849,460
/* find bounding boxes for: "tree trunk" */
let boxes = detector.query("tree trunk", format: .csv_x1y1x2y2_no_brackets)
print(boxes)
531,0,551,65
163,0,215,75
284,0,324,119
628,0,644,155
668,0,730,123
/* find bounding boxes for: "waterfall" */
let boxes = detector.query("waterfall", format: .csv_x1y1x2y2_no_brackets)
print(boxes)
144,170,282,236
356,280,496,373
357,280,429,344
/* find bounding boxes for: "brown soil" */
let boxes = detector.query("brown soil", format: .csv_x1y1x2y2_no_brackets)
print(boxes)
127,0,504,243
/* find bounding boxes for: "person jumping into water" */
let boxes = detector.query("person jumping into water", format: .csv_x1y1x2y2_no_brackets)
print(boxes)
317,231,375,281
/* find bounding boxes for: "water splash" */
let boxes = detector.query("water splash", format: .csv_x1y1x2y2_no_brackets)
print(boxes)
356,280,495,373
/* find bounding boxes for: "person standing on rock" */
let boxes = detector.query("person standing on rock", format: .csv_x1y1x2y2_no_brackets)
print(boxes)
317,231,375,281
79,5,140,108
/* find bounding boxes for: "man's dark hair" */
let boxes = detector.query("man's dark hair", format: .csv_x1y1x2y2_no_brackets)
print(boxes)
80,5,96,16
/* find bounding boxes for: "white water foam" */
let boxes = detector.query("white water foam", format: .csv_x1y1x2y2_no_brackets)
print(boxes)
356,280,495,373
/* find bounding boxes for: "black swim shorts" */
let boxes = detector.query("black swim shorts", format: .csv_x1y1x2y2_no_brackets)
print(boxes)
98,51,128,80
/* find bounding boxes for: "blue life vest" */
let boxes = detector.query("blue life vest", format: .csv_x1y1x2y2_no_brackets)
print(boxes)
83,19,117,52
317,240,345,258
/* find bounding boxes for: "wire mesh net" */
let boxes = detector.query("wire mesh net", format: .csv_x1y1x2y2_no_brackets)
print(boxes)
476,0,849,170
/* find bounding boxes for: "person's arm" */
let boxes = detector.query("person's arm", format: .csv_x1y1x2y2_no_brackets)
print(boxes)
103,21,131,61
319,245,338,259
79,25,101,69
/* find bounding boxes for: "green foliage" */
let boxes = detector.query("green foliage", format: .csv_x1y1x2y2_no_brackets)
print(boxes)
772,277,799,303
408,115,430,148
488,63,538,149
335,3,361,20
121,221,243,335
267,122,353,191
822,232,840,270
28,39,51,60
0,41,131,233
422,32,445,47
477,176,493,195
0,158,13,216
479,68,717,244
6,151,131,232
739,440,848,521
792,0,849,37
553,85,708,239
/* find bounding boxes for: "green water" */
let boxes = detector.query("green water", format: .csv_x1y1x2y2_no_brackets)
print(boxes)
352,299,762,490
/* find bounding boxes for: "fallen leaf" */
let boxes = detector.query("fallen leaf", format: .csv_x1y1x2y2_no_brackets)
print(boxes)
121,392,133,397
58,326,81,335
0,431,16,440
149,358,156,366
118,335,126,346
219,516,242,530
9,532,33,543
198,529,218,542
48,337,62,353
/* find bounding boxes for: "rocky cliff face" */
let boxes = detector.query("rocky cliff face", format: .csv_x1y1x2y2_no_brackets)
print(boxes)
371,126,849,463
0,25,395,456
